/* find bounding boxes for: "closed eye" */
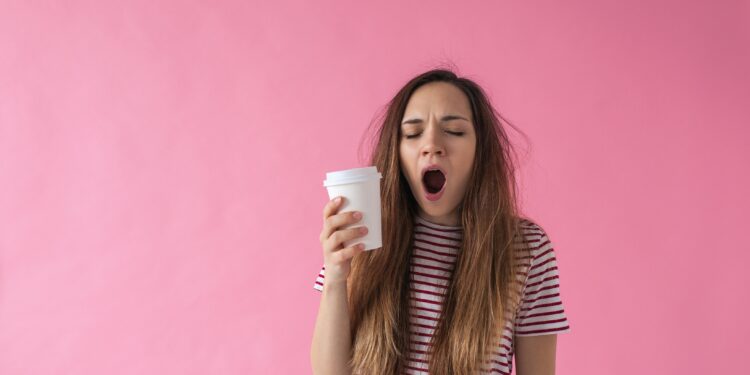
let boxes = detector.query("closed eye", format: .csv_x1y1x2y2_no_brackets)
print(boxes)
405,131,464,139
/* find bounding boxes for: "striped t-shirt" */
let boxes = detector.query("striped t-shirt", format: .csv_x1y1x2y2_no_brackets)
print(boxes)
313,214,571,374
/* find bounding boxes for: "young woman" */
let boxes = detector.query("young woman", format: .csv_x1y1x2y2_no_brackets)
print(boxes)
311,69,570,375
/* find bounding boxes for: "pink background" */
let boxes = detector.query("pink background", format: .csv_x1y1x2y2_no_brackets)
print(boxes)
1,1,749,374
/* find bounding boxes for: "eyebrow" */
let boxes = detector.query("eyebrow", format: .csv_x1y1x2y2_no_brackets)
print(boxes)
401,114,470,125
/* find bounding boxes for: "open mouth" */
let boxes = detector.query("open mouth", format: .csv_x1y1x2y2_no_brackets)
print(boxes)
422,169,446,194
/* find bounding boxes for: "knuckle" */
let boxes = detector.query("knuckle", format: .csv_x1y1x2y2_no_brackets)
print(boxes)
344,229,354,240
345,230,357,242
341,248,352,260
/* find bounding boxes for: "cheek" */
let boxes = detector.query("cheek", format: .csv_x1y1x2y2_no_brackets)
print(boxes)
399,145,414,165
449,140,475,162
465,139,477,163
398,149,413,181
458,143,476,178
398,147,407,169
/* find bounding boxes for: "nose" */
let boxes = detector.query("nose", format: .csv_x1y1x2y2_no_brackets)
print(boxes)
420,125,445,157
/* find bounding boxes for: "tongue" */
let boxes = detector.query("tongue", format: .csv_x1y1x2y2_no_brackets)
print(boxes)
423,170,446,193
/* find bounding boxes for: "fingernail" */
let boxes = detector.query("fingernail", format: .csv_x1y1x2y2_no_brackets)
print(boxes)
353,212,362,219
334,197,341,204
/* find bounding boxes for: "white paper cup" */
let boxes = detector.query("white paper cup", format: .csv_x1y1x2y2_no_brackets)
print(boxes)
323,166,383,251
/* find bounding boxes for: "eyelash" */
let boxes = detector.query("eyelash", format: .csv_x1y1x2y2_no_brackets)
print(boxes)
405,131,464,139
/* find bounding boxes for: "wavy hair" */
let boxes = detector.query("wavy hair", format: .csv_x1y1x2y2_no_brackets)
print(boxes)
346,67,534,374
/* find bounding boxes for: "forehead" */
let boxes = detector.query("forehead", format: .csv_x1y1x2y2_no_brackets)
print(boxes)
403,82,472,116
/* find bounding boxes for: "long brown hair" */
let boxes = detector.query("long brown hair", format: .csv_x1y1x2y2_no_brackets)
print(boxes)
347,68,534,374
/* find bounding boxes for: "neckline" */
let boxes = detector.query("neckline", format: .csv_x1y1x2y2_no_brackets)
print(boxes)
414,213,462,231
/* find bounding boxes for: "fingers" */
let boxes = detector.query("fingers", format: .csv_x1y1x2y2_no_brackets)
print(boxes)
320,196,344,243
318,197,368,281
322,196,343,221
320,197,364,243
325,225,368,252
322,211,363,243
331,243,366,263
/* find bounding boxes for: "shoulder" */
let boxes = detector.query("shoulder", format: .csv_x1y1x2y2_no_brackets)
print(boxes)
517,218,554,251
512,218,571,337
514,217,559,275
518,217,548,237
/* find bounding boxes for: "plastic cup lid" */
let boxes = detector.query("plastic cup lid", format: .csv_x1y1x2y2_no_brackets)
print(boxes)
323,166,382,187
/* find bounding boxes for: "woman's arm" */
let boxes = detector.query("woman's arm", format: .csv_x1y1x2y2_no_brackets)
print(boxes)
310,279,353,375
514,334,557,375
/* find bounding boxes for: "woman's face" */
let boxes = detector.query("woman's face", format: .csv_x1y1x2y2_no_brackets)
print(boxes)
399,82,477,227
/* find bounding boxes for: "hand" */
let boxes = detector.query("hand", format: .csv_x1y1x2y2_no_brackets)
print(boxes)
318,196,368,286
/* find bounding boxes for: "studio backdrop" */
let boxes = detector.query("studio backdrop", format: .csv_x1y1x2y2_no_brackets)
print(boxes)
1,1,748,374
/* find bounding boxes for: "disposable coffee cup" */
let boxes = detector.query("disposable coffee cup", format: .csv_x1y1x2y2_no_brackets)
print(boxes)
323,166,383,251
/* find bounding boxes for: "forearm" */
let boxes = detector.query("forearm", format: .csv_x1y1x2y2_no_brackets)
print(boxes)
311,280,353,375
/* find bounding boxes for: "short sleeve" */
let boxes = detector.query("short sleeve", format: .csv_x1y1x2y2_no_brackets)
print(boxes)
514,225,571,336
313,265,325,292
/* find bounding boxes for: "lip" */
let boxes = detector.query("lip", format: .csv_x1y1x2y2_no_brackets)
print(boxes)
423,180,446,201
421,164,447,180
421,164,447,202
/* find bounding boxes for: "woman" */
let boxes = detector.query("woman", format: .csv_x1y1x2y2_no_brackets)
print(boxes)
311,68,571,374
